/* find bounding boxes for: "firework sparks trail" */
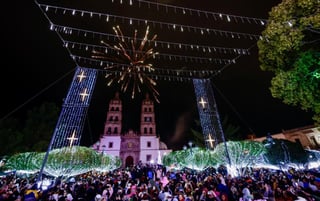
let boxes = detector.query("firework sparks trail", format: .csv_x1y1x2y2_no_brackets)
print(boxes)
92,25,160,103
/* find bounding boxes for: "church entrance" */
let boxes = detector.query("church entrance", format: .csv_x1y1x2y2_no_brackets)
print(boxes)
125,156,134,167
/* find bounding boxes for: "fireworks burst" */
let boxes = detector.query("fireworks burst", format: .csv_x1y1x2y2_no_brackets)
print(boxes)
92,25,160,103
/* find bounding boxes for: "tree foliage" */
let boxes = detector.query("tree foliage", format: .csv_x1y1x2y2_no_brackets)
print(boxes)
162,147,218,171
3,146,121,178
213,141,267,169
22,102,60,152
0,118,23,157
258,0,320,124
4,152,42,174
0,102,59,156
262,138,309,166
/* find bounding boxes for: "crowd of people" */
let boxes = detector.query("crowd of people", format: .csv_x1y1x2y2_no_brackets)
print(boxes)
1,162,320,201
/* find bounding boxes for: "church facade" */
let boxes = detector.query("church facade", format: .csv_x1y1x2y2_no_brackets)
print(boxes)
91,93,171,167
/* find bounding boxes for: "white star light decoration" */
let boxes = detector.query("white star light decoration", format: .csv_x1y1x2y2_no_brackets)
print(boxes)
77,71,87,82
79,88,89,102
206,133,215,148
67,130,79,147
199,97,207,109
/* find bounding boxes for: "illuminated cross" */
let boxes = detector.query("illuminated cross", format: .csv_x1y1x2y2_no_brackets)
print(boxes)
67,130,78,147
199,97,207,109
77,71,86,82
206,133,215,148
79,88,89,102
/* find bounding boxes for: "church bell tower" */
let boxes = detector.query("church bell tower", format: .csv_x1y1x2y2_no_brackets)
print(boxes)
140,93,156,136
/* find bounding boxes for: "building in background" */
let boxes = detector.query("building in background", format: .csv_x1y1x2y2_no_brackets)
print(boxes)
251,125,320,150
91,92,171,167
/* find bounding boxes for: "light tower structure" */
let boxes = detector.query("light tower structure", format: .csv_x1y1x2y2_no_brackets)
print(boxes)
193,78,231,164
38,66,97,180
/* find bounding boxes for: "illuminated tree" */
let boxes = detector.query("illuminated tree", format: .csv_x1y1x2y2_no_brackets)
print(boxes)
3,146,121,178
4,152,42,174
213,141,266,177
162,147,218,171
263,138,309,168
95,154,122,172
258,0,320,124
44,146,101,178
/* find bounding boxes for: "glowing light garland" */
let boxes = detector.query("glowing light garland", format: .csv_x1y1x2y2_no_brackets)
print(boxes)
92,25,160,102
52,24,250,55
41,0,267,26
39,4,263,40
122,0,267,26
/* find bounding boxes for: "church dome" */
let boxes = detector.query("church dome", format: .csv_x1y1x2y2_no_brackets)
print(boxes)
159,141,168,150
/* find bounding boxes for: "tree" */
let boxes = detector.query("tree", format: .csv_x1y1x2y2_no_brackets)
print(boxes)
257,0,320,124
0,102,60,156
0,118,24,156
21,102,60,152
213,141,266,177
162,147,218,171
3,152,42,174
270,50,320,123
262,138,309,167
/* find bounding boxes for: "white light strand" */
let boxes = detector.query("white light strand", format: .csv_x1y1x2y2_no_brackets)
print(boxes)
52,24,251,55
70,55,227,79
116,0,267,26
40,4,262,40
63,39,235,65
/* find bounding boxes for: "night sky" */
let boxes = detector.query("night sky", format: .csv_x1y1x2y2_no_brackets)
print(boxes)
1,0,315,150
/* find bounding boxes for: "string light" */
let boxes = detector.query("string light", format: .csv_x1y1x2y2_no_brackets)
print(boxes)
112,0,268,26
39,4,262,40
193,79,228,150
49,67,97,150
50,24,254,55
71,56,221,80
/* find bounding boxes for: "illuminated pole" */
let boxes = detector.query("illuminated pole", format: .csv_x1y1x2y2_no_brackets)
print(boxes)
38,66,98,182
193,78,231,165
